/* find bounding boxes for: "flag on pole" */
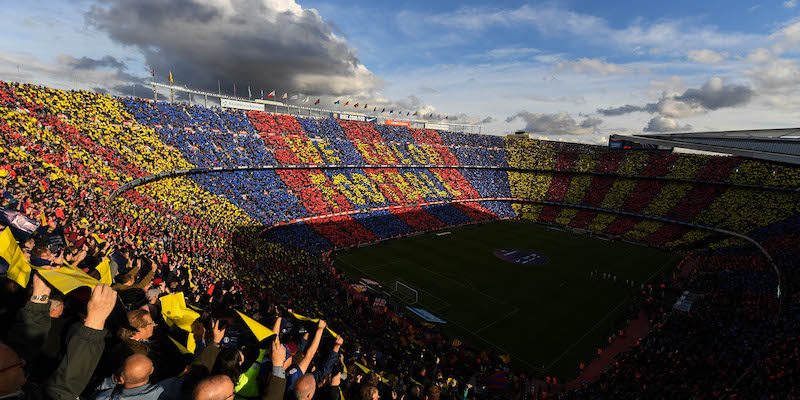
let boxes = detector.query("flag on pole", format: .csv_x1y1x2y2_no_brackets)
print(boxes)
413,111,418,116
334,100,341,104
315,99,320,105
381,108,385,112
373,107,377,112
248,86,252,98
344,101,349,106
234,83,237,96
303,97,309,103
354,103,359,107
261,89,264,99
151,68,155,77
407,112,410,116
290,95,298,100
268,91,275,99
390,110,393,113
281,93,288,99
168,71,174,83
364,104,368,109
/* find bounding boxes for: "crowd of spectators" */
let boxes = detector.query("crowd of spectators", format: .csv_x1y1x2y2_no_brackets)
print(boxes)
2,82,522,400
1,82,798,399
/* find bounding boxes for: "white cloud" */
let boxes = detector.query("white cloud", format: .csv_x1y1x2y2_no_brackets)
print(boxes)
555,58,632,75
687,49,727,64
769,18,800,54
0,52,141,93
745,48,773,64
784,0,797,8
746,57,800,92
644,116,692,132
465,47,541,61
418,5,761,56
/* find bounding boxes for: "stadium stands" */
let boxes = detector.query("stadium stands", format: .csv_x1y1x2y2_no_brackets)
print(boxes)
1,82,798,399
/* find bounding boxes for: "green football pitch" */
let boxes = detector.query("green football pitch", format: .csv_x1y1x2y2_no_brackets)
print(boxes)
333,220,681,378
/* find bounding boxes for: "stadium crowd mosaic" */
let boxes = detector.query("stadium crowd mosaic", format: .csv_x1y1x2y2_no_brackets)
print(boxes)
0,81,798,399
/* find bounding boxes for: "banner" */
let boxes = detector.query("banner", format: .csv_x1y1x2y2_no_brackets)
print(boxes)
37,267,100,293
290,312,339,337
406,307,447,324
0,208,40,240
160,293,200,332
237,310,275,341
424,123,448,131
221,98,265,111
0,227,32,287
331,113,376,123
96,258,113,285
350,284,368,293
360,278,381,287
372,298,387,308
385,119,410,127
353,362,388,384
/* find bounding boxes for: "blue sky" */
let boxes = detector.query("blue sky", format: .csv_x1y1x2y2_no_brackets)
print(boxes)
3,0,800,143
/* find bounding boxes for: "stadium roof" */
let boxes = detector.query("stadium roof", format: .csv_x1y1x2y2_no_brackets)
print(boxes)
610,128,800,165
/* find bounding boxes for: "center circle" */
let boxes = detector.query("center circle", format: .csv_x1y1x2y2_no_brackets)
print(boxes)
493,248,549,265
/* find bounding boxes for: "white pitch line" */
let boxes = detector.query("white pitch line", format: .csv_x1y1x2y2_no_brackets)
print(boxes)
544,296,629,371
474,307,520,334
410,261,515,309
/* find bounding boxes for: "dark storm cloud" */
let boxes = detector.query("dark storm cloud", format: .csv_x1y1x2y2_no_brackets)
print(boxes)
673,79,754,110
68,55,126,71
506,111,602,135
597,103,658,116
85,0,380,97
596,77,754,117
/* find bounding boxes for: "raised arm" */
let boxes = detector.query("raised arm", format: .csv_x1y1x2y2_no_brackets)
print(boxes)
298,319,326,374
262,336,287,400
131,259,158,289
271,307,282,335
46,284,116,400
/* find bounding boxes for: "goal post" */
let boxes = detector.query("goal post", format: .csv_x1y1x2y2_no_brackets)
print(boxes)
391,280,419,305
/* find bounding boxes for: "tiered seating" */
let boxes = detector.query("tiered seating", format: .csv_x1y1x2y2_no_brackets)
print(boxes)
3,82,799,400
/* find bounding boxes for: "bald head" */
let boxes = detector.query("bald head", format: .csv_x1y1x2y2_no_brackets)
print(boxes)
121,354,154,389
293,373,316,400
193,375,234,400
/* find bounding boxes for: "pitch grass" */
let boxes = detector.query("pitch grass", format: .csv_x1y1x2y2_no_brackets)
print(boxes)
333,220,681,378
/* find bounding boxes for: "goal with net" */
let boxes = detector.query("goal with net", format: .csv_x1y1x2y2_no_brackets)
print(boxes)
390,280,419,305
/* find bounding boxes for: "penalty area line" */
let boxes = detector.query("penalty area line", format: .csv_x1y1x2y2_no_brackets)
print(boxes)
473,307,520,335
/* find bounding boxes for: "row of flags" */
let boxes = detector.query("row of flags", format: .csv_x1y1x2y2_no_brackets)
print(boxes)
156,70,453,119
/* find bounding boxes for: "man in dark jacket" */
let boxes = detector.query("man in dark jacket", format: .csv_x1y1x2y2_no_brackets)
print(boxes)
0,274,117,400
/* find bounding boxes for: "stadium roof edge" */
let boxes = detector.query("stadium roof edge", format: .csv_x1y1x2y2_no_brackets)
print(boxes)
610,129,800,165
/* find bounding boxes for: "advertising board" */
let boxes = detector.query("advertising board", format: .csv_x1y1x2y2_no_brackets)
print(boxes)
332,113,377,123
221,98,265,111
385,119,411,127
424,123,448,130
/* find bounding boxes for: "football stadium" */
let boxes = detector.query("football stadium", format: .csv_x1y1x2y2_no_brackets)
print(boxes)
1,1,800,400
